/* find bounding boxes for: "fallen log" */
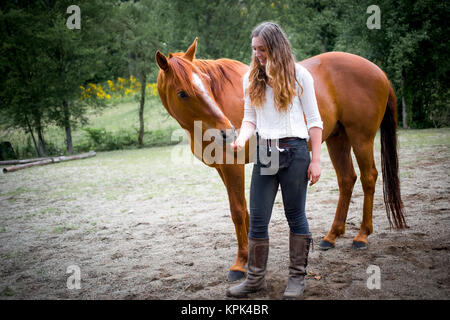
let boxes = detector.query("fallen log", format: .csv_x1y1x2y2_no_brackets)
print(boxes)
56,150,96,162
0,157,50,166
3,159,54,173
2,151,96,173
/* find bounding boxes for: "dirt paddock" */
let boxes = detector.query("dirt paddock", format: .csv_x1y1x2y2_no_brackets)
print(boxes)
0,129,449,300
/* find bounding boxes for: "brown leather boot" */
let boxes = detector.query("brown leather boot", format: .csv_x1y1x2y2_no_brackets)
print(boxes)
283,232,312,299
226,237,269,298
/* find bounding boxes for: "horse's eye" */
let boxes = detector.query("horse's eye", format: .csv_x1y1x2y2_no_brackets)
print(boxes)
177,91,188,99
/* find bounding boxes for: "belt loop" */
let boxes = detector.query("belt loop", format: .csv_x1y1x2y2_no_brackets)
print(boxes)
275,139,285,152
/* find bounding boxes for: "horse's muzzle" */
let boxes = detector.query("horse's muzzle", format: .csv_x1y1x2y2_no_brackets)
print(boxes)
220,126,237,144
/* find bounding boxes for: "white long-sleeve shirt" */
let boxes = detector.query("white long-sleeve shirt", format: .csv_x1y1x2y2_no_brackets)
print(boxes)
242,63,323,140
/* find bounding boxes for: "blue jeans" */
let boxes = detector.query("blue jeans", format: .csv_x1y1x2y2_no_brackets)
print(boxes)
249,137,311,239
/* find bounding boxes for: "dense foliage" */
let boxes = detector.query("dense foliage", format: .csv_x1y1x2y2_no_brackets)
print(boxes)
0,0,448,157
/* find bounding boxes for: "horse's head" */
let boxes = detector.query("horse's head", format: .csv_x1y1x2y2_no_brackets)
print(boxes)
155,38,236,143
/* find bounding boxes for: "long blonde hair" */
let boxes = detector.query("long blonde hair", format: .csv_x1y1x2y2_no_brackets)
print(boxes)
247,22,301,112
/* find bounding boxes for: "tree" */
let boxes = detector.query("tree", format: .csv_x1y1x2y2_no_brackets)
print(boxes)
43,0,116,154
0,4,53,156
113,0,173,147
0,1,117,155
168,0,273,63
334,0,449,128
273,0,345,60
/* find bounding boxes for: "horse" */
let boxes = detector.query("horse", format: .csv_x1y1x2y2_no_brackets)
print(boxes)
155,38,407,282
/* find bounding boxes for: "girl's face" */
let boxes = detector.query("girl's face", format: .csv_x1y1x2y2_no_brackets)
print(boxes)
252,36,267,66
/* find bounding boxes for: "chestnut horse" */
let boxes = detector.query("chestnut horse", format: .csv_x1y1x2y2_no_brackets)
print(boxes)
155,38,406,282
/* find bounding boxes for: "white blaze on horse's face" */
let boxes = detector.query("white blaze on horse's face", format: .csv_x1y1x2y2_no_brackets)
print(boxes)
192,73,219,114
191,72,234,130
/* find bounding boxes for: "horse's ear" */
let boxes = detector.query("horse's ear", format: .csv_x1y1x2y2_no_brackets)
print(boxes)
168,52,174,59
184,37,198,62
156,50,169,71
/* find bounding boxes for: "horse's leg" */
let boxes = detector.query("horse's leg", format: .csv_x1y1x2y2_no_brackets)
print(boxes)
216,164,250,281
346,132,378,249
319,127,357,250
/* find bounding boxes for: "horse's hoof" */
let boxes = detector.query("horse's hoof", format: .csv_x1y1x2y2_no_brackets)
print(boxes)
352,241,368,250
318,240,335,250
227,270,245,282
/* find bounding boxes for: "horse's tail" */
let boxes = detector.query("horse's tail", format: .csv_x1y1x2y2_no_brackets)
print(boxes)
380,82,407,229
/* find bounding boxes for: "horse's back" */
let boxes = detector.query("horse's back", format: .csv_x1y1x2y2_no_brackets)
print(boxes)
299,52,390,139
300,51,388,84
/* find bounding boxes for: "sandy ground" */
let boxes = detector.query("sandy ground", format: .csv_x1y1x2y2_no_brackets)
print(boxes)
0,129,449,300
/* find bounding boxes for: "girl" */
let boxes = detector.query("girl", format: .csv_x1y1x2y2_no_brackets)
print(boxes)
228,22,323,299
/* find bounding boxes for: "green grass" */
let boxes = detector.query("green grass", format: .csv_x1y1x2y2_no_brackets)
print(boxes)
86,97,177,132
398,127,450,147
39,208,62,216
1,93,449,161
52,225,77,234
0,96,179,159
3,187,29,198
0,286,14,297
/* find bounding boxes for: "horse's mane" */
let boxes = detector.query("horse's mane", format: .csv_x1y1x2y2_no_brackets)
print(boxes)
194,59,242,97
168,56,242,99
167,57,196,97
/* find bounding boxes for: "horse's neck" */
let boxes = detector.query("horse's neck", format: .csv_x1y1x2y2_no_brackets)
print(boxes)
194,58,244,102
194,59,248,127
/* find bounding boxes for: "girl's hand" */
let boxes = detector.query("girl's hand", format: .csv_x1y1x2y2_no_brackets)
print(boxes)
230,138,245,151
230,121,255,152
308,161,321,186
